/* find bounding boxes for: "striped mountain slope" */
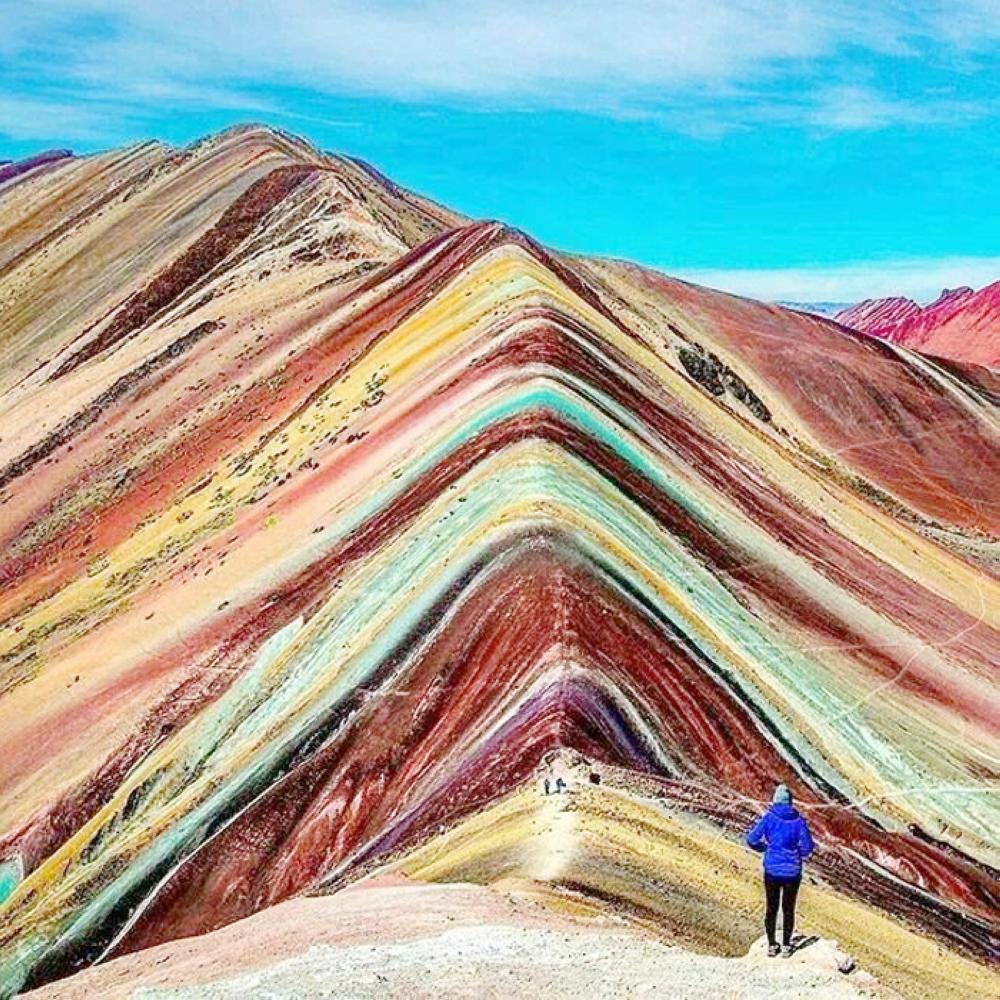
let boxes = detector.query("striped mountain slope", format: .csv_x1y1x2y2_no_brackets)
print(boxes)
0,127,997,999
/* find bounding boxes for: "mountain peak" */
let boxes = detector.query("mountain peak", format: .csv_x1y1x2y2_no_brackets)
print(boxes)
835,282,999,367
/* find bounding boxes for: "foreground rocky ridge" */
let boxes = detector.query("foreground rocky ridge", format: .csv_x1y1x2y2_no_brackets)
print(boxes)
0,126,997,998
22,874,900,1000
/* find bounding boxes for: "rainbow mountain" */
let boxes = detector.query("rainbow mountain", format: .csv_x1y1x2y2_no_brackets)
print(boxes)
0,126,997,998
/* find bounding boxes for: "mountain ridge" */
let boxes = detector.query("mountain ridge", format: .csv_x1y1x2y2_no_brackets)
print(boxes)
836,281,1000,368
0,126,997,999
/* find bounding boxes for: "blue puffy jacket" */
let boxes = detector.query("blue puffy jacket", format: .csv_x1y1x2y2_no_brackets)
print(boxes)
746,802,814,878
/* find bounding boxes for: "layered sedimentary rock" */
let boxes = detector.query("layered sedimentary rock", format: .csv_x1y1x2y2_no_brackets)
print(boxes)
836,284,1000,368
0,126,997,999
0,151,73,188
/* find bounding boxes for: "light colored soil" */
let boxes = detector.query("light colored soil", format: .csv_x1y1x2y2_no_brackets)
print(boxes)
135,924,883,1000
25,877,891,1000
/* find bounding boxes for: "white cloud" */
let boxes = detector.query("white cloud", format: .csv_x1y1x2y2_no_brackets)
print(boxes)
673,256,1000,304
0,1,997,142
2,2,839,98
804,84,989,130
0,94,112,143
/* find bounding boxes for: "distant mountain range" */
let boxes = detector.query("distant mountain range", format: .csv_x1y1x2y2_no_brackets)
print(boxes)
776,301,852,318
834,283,1000,368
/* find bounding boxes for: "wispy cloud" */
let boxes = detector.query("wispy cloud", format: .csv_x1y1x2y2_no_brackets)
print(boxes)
674,256,1000,304
1,1,998,142
804,84,991,131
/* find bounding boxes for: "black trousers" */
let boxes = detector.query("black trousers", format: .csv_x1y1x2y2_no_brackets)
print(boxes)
764,874,801,946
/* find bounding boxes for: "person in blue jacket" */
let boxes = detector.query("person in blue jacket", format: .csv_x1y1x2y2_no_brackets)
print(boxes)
746,783,814,957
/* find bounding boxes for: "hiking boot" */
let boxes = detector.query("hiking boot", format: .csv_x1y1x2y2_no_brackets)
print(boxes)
767,943,780,957
781,945,794,958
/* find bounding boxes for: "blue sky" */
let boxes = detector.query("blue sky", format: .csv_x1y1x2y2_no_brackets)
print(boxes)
2,1,998,302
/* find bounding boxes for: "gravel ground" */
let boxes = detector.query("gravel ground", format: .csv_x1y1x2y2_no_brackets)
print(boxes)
136,924,884,1000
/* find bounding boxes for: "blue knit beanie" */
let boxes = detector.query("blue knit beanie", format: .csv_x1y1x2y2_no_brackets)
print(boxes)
772,783,792,804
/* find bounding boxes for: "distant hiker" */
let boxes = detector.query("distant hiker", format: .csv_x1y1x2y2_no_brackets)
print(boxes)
745,783,814,958
555,776,567,794
543,777,552,796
